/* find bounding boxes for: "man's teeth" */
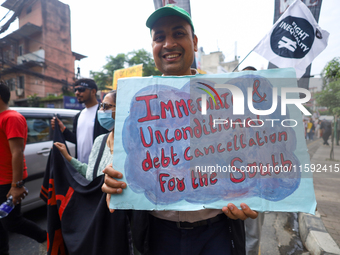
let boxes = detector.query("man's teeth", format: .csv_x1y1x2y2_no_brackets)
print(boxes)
166,54,179,59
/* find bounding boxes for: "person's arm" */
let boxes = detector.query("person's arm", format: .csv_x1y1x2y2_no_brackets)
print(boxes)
51,116,77,144
69,158,87,177
8,138,28,205
69,134,103,180
54,142,87,177
51,117,66,132
62,113,79,144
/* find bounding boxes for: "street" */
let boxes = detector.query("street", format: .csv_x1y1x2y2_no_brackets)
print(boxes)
8,206,47,254
258,138,321,255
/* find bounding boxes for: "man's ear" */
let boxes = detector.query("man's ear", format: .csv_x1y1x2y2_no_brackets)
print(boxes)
91,89,97,97
193,35,198,52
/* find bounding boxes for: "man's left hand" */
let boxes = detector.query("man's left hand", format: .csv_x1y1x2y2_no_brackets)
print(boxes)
222,203,258,220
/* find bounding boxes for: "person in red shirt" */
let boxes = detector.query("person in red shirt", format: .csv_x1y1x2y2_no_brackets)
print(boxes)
0,81,46,255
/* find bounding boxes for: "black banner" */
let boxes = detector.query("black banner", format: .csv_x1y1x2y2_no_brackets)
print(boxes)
40,123,131,255
273,0,323,23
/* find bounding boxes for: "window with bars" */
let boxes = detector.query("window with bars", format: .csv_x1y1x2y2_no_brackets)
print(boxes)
19,45,23,56
26,5,32,14
5,78,16,91
18,76,24,89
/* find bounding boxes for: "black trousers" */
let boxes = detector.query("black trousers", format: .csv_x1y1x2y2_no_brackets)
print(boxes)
322,131,331,145
149,214,231,255
0,184,46,255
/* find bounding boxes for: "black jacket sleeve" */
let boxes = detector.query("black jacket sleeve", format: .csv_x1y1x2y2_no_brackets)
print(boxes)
63,112,80,144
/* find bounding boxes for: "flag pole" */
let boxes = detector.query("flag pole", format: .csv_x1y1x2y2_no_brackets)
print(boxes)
232,47,255,72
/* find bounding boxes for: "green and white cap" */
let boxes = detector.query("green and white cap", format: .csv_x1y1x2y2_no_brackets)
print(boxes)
146,4,194,32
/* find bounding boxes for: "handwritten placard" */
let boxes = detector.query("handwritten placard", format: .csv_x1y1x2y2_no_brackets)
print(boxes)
111,68,316,214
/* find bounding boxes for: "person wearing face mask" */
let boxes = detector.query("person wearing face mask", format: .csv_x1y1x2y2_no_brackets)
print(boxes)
54,90,116,181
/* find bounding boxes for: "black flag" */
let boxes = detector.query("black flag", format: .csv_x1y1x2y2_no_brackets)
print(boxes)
40,122,131,255
269,0,324,90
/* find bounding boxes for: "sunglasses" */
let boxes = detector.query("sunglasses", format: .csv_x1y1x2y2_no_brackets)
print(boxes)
100,102,115,110
74,87,89,93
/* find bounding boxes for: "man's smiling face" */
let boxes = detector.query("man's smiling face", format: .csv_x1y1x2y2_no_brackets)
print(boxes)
151,15,198,76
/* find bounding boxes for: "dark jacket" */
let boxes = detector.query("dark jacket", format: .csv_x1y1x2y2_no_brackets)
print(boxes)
320,120,332,134
63,104,108,158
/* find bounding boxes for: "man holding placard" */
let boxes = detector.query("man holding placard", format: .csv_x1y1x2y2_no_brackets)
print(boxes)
102,5,258,255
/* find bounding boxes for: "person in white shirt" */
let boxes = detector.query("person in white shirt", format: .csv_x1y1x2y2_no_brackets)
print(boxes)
51,79,108,163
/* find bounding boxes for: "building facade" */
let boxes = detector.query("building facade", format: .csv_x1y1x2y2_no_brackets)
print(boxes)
200,50,239,74
0,0,85,106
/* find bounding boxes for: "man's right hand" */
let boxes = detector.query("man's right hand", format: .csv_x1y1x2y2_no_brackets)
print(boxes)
7,187,28,205
102,163,127,213
51,117,65,132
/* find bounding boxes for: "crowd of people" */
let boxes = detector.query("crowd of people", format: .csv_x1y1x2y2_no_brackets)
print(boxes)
303,116,333,146
1,4,335,255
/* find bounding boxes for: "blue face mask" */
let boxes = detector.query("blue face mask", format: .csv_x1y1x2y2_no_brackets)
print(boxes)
97,110,115,131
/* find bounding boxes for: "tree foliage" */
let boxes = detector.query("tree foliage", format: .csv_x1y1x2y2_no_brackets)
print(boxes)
127,49,162,77
316,57,340,116
90,53,126,90
27,93,40,107
90,49,161,90
315,80,340,116
321,57,340,88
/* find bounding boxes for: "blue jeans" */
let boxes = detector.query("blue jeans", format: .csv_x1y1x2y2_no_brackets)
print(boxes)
307,132,314,140
149,214,231,255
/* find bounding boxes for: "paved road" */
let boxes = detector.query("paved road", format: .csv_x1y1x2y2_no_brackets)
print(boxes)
8,206,46,254
258,138,320,255
312,139,340,247
259,212,307,254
